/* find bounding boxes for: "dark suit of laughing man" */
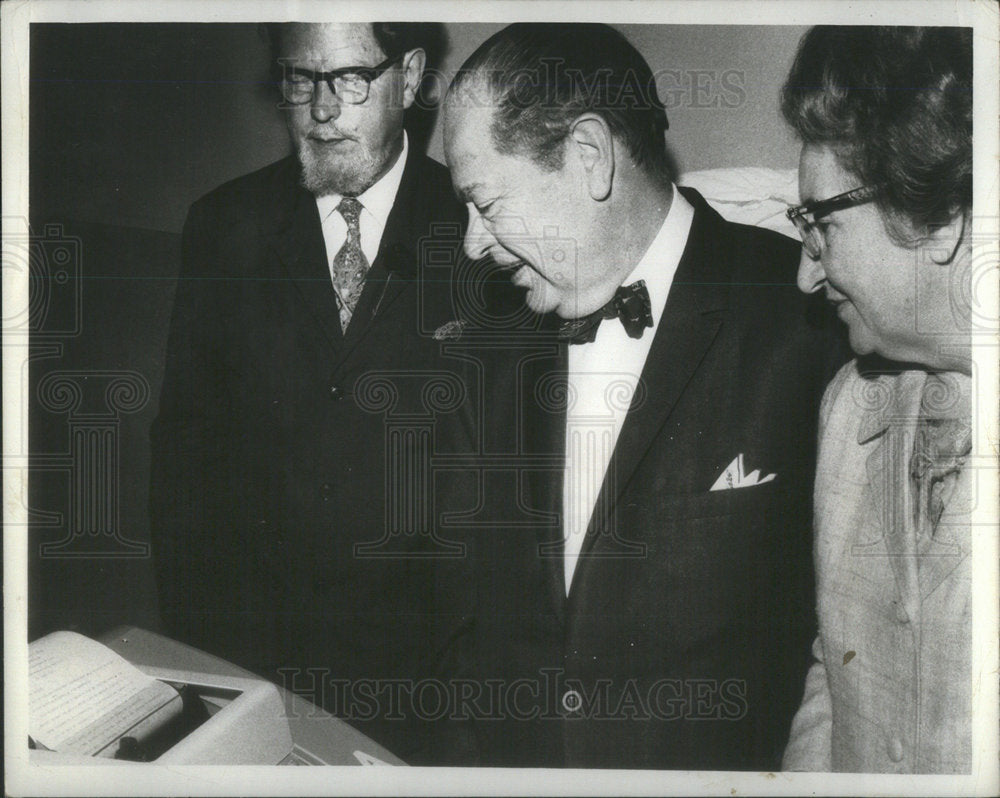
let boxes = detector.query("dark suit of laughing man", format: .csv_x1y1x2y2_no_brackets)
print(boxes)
439,22,848,769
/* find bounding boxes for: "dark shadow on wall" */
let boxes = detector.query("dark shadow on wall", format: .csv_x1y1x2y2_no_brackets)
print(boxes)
31,23,290,235
28,219,180,640
29,23,448,236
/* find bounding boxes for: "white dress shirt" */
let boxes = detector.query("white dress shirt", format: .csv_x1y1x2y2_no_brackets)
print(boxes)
562,186,695,593
315,131,409,276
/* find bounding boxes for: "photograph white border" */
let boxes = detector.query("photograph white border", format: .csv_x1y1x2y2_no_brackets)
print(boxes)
4,1,997,795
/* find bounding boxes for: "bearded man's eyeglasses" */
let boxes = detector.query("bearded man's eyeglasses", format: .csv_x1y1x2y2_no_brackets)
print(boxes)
279,53,403,106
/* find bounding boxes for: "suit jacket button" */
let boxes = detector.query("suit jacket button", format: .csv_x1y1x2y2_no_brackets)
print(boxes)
894,603,909,624
329,385,344,400
562,689,583,714
888,737,904,762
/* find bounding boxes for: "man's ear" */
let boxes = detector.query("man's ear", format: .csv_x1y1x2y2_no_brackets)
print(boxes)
400,48,427,110
568,114,614,201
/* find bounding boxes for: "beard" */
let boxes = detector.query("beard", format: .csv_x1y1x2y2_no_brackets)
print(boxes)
297,137,390,197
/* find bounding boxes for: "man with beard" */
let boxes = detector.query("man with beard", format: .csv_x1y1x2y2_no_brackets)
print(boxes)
149,22,470,761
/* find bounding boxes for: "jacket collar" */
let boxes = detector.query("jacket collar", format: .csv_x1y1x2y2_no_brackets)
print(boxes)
588,186,733,502
857,368,927,444
314,131,409,241
262,156,344,349
859,366,971,608
856,363,971,445
567,187,732,593
261,148,432,352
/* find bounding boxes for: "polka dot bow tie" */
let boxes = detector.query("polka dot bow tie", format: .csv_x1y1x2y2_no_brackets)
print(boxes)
558,280,653,345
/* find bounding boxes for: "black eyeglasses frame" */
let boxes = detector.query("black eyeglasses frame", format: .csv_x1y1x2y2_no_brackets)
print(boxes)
278,53,404,106
786,185,880,258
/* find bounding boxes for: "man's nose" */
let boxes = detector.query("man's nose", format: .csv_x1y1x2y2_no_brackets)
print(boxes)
310,80,342,124
796,246,826,294
463,211,493,260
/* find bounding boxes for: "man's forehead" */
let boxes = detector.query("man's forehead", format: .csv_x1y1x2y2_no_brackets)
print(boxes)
281,23,382,66
444,97,495,154
445,102,500,191
450,155,498,201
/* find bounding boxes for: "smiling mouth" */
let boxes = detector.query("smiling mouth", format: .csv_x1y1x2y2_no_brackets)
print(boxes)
509,264,538,290
494,259,526,274
831,299,851,318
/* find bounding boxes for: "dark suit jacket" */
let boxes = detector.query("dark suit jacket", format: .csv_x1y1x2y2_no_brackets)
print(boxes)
149,150,473,759
441,187,849,769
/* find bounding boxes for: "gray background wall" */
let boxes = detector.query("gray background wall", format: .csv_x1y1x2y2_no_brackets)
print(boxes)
32,23,806,234
28,22,807,640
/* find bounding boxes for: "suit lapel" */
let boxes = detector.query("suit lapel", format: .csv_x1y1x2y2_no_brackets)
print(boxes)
864,425,917,615
580,190,727,561
341,149,428,354
523,330,569,618
262,149,434,361
916,464,970,599
262,157,344,352
860,370,932,619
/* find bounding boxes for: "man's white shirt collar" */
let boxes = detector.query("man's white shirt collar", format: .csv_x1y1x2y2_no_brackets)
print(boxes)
315,131,409,265
619,184,694,330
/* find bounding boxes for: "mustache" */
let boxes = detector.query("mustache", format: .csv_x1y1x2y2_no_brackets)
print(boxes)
305,129,355,143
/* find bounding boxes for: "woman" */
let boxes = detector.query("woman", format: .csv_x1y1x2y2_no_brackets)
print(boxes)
779,26,973,773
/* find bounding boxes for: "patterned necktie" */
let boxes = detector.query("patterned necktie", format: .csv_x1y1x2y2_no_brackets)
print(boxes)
557,280,653,344
331,197,370,332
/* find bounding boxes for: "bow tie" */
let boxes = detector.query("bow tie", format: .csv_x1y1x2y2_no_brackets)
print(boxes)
558,281,653,344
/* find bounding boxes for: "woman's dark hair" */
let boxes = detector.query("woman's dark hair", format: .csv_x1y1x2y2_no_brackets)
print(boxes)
781,26,972,242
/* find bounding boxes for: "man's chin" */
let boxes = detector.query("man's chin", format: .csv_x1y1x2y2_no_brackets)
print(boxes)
528,292,605,319
846,326,879,359
301,165,363,197
299,148,374,197
523,288,560,315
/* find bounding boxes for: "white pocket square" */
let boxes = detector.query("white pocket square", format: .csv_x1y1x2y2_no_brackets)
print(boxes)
709,453,776,492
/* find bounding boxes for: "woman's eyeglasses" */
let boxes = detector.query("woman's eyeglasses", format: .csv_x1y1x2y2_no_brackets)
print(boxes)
786,185,879,258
